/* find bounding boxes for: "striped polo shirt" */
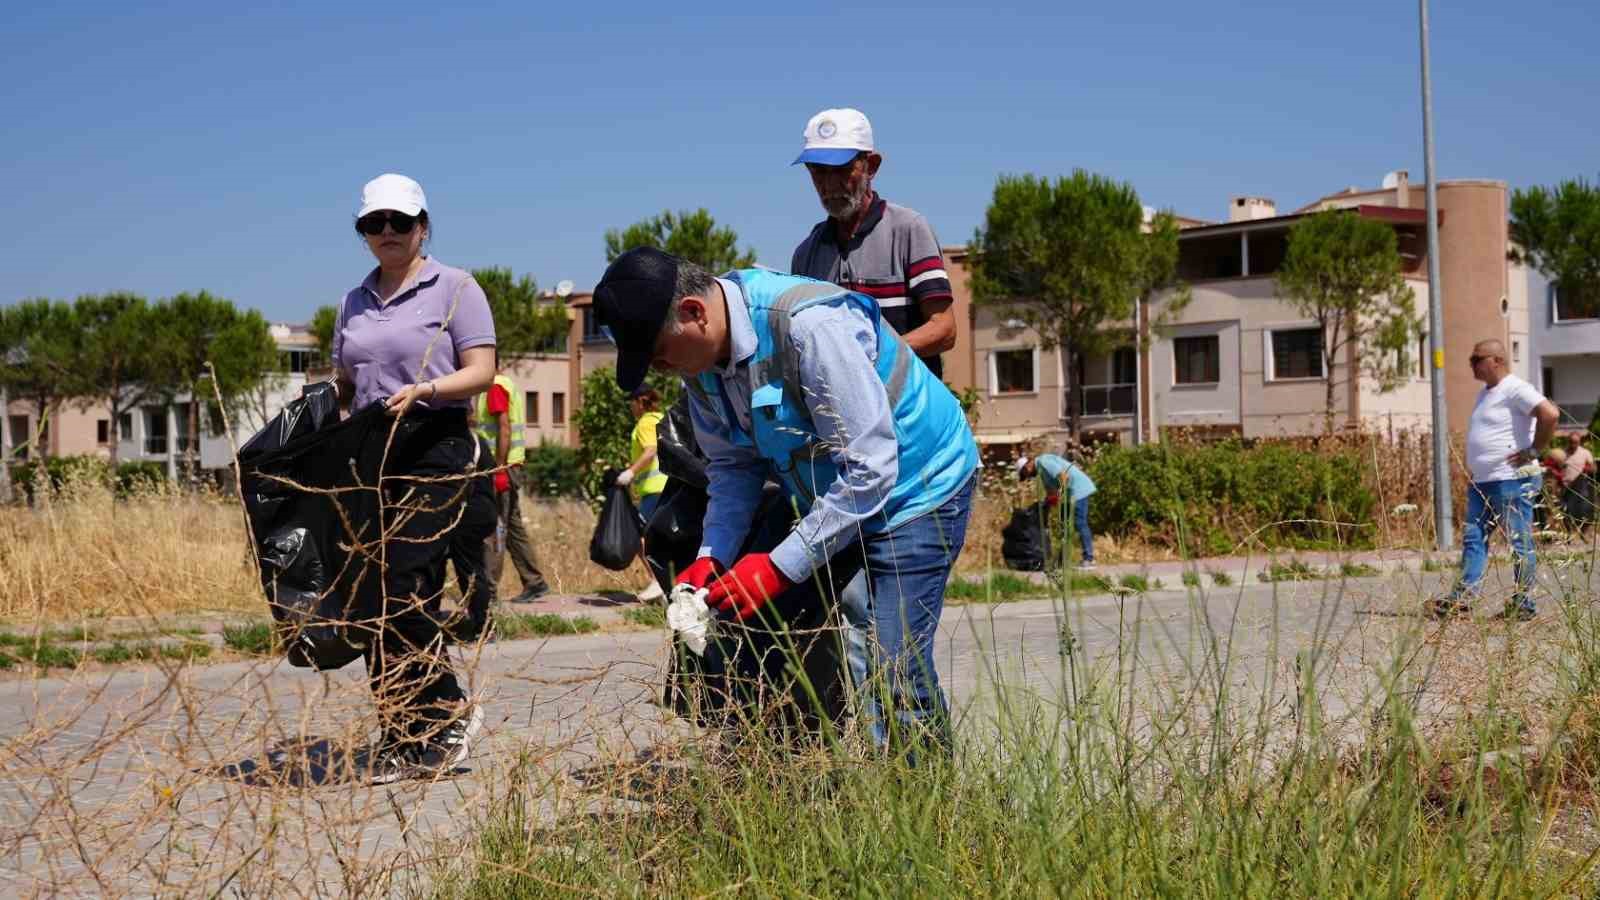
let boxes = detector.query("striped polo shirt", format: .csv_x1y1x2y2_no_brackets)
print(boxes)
790,194,954,379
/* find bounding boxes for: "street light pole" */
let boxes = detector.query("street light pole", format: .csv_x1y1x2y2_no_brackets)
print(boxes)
1420,0,1453,551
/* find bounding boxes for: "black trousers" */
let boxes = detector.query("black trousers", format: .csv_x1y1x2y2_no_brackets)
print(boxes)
359,410,475,742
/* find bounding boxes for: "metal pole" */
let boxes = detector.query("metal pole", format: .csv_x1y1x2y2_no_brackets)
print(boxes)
1420,0,1453,550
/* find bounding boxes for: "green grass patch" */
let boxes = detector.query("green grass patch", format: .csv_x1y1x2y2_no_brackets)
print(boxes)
1181,570,1201,588
1207,569,1234,586
0,652,15,670
25,644,81,669
1117,573,1160,593
496,613,599,640
622,605,667,628
222,622,277,656
946,572,1050,603
1339,561,1380,578
1421,557,1446,572
90,641,211,665
1258,559,1326,583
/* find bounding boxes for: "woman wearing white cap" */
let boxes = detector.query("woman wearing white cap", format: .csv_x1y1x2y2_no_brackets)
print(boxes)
329,173,498,783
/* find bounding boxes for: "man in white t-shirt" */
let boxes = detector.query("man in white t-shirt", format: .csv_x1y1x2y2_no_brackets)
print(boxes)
1433,339,1560,621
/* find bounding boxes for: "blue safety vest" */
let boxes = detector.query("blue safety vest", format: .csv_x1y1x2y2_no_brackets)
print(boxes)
690,269,978,533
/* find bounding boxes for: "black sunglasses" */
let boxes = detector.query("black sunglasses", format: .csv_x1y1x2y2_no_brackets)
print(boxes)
1468,354,1492,366
355,210,420,236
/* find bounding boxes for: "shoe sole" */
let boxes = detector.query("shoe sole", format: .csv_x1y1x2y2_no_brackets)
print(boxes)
441,704,485,770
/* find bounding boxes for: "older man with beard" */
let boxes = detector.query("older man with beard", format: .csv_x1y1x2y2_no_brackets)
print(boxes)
789,108,956,380
788,107,959,716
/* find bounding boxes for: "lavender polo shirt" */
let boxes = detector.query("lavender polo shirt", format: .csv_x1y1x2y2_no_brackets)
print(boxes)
331,257,496,410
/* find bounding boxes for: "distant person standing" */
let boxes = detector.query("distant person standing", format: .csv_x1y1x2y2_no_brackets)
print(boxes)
1560,431,1596,532
790,107,958,695
1432,339,1560,622
475,365,550,604
790,108,956,379
615,385,668,602
1015,453,1097,570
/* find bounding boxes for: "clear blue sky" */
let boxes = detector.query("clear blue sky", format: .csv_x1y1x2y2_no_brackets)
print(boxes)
3,0,1593,324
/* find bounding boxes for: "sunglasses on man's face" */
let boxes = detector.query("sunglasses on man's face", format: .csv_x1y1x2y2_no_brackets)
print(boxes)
355,211,419,236
1469,354,1491,366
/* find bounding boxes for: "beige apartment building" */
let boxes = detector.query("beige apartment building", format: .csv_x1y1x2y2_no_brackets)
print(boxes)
949,172,1535,447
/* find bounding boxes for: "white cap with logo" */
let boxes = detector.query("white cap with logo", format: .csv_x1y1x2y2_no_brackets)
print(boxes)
358,173,428,218
793,108,874,166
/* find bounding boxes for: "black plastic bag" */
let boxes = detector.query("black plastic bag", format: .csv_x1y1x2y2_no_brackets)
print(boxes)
655,396,708,488
589,468,644,570
239,380,340,458
1001,501,1053,572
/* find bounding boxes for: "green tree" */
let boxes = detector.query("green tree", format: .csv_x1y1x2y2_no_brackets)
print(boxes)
573,368,680,498
969,171,1184,439
471,268,569,358
150,292,278,474
1277,209,1422,433
604,209,757,272
1510,176,1600,323
0,299,80,461
72,293,163,464
309,304,338,362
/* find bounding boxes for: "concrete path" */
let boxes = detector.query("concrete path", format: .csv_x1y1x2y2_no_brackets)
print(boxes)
0,553,1592,898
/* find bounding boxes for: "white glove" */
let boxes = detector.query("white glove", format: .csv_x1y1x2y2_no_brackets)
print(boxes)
615,469,635,487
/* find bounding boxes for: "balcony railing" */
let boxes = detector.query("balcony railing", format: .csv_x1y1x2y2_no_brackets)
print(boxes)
1074,383,1136,418
144,436,168,455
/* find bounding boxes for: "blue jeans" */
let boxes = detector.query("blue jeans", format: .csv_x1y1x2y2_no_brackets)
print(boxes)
1451,476,1539,612
1072,496,1093,563
823,474,975,755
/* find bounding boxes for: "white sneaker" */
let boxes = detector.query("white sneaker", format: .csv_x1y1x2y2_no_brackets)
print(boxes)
637,580,665,602
1076,562,1097,571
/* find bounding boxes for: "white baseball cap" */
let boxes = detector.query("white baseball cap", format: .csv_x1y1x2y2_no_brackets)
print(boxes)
357,173,428,218
793,108,874,166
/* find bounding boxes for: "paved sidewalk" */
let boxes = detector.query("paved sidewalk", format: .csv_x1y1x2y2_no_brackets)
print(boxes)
1,557,1591,896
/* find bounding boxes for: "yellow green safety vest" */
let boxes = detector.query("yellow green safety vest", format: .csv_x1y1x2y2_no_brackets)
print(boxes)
475,374,526,465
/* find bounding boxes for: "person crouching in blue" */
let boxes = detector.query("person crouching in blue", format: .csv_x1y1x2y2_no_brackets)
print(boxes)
592,247,979,758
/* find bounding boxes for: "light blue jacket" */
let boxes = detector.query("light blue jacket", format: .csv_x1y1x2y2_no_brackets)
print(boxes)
1035,453,1096,502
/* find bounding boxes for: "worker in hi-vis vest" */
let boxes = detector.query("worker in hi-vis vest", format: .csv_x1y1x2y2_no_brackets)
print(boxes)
475,366,550,603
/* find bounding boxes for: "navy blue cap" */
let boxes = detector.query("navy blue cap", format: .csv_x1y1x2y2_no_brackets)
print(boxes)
592,247,680,393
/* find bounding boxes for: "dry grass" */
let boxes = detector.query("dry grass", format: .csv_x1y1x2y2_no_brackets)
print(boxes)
0,481,653,625
0,480,260,623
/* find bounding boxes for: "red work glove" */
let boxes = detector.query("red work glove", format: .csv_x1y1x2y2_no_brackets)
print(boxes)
706,553,796,622
493,470,511,494
1045,493,1061,508
675,556,726,591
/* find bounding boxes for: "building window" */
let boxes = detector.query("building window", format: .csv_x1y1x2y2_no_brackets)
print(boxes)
552,392,566,425
990,348,1037,394
580,308,611,343
1417,333,1429,380
1112,347,1138,385
1543,366,1555,399
1269,328,1324,380
143,407,169,456
118,412,133,441
7,415,29,460
525,391,539,425
97,419,110,444
1553,282,1600,322
1512,340,1522,364
1173,335,1220,385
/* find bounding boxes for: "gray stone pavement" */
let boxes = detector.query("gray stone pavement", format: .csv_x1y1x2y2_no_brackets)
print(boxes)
0,552,1593,898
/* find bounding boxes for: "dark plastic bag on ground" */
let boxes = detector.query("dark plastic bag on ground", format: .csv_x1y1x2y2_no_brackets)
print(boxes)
590,469,644,570
1002,501,1053,572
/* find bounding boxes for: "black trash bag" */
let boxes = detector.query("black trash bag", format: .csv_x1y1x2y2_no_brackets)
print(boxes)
441,435,499,642
1001,501,1053,572
239,403,394,671
239,380,340,458
655,396,708,488
641,479,709,592
589,468,644,570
